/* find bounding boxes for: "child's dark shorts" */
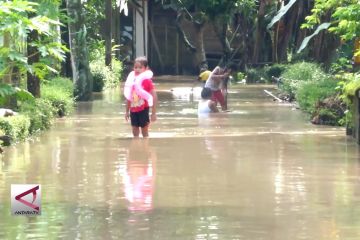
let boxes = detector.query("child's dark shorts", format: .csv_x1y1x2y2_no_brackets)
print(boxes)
130,108,150,128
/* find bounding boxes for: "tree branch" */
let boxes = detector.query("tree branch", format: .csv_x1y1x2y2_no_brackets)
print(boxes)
176,10,196,53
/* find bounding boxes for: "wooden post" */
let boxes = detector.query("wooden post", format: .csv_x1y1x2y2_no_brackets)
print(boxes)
148,20,164,71
176,31,179,74
105,0,112,67
27,29,41,97
142,0,146,56
165,24,168,64
354,89,360,143
354,38,360,66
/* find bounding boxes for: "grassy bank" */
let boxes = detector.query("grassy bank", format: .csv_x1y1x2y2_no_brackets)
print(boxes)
0,77,74,145
240,62,355,126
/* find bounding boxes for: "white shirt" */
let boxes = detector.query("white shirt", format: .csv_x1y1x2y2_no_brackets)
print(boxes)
198,100,212,115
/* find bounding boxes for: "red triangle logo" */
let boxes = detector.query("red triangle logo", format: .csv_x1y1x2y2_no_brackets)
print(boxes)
15,185,40,211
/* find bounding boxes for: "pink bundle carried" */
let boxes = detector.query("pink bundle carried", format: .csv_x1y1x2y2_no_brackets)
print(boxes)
124,70,154,106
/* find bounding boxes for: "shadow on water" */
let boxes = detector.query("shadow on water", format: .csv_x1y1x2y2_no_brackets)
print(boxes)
1,84,360,239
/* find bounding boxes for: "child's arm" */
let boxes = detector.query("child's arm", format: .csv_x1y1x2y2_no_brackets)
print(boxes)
150,89,157,122
125,101,131,121
210,67,229,83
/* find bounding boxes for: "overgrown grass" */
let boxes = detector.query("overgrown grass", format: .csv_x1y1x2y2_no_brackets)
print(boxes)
264,64,286,80
245,68,267,83
245,64,286,83
89,40,123,91
90,59,123,91
0,115,30,141
42,77,74,117
280,62,327,98
0,77,75,145
19,99,55,134
296,78,338,114
275,62,346,126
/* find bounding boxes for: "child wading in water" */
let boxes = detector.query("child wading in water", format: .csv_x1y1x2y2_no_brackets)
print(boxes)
124,57,157,137
198,87,219,115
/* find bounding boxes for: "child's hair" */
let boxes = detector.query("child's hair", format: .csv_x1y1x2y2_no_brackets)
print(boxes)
134,56,148,68
201,87,212,99
199,61,208,72
199,67,207,73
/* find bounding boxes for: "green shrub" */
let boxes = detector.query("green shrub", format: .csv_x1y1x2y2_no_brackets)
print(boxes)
337,73,360,127
264,64,286,80
89,40,105,62
341,73,360,98
330,57,353,74
19,99,55,134
296,78,338,114
90,59,120,92
111,59,123,85
42,77,74,117
317,108,339,126
45,77,74,95
89,41,123,90
0,115,31,141
231,71,245,83
280,62,327,97
90,60,107,92
246,68,266,83
237,72,245,81
0,84,35,108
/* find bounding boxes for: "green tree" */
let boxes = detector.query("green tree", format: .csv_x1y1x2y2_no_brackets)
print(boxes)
301,0,360,57
0,0,65,98
66,0,93,101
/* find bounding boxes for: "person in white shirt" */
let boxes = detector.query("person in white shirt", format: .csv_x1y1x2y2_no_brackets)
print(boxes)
204,64,235,111
198,87,219,115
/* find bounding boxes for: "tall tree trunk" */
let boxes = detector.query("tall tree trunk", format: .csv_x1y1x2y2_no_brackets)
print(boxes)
310,10,332,62
113,4,121,60
252,0,271,64
27,29,41,98
320,33,341,67
236,12,254,70
277,2,298,62
2,32,12,84
294,0,307,50
213,21,231,66
66,0,93,101
61,0,72,78
175,10,206,71
105,0,112,67
193,23,207,70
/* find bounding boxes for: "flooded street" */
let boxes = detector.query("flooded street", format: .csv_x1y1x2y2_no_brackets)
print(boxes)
1,83,360,240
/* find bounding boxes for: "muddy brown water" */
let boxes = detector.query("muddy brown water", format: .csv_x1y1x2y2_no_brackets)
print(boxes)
1,84,360,240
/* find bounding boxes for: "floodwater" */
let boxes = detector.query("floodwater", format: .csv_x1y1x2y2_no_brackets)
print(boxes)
1,83,360,240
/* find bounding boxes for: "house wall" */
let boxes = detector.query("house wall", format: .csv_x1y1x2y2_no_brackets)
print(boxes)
134,0,148,57
148,2,224,75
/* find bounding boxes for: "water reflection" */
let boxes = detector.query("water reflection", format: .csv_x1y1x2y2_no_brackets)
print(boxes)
1,84,360,239
122,139,156,212
170,87,202,101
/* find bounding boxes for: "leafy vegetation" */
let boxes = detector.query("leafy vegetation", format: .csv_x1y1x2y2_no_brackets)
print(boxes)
19,99,55,134
0,0,66,82
0,115,31,141
280,62,327,98
301,0,360,55
296,78,338,114
41,77,74,117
